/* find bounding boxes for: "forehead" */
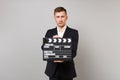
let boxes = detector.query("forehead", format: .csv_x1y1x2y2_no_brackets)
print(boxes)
54,11,67,16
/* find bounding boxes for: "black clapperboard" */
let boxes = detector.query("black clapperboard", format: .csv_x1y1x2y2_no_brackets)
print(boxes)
42,38,72,61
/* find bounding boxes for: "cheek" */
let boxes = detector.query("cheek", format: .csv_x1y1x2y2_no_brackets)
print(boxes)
56,19,60,22
55,18,59,22
63,18,67,22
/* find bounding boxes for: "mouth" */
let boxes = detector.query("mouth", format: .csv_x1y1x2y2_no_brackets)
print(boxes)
58,22,63,24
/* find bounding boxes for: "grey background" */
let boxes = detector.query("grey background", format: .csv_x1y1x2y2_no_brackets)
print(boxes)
0,0,120,80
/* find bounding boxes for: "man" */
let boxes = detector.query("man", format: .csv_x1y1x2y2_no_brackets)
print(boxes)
42,7,79,80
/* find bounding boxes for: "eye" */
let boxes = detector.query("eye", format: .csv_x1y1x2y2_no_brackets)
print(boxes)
61,16,65,18
56,16,60,18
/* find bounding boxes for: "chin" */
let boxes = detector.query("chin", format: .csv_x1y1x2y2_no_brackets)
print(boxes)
58,24,65,27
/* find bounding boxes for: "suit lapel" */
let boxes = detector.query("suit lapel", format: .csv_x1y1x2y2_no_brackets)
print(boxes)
63,26,70,38
54,27,58,35
54,26,70,38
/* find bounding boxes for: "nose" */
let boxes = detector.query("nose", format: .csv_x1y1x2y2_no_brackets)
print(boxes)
59,17,62,22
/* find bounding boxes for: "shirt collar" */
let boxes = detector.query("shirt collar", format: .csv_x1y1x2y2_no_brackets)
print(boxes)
57,25,67,33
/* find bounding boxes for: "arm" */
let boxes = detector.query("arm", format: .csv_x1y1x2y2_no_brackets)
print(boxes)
41,30,50,50
72,30,79,58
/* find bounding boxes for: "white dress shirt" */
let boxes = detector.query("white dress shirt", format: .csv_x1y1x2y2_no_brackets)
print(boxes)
57,25,67,38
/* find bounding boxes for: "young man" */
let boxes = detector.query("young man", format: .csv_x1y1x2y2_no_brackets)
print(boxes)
43,7,79,80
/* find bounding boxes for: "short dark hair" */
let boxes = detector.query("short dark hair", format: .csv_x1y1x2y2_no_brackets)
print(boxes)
54,7,67,15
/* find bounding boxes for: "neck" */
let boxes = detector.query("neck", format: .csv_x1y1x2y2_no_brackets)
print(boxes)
58,25,66,28
57,25,66,32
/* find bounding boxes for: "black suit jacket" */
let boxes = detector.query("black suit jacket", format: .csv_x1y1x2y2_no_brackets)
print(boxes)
42,26,79,78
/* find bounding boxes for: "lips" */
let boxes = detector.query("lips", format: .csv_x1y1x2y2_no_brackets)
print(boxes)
58,22,63,24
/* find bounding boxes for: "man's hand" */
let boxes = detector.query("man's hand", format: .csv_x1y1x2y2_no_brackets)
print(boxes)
54,60,64,63
53,35,61,38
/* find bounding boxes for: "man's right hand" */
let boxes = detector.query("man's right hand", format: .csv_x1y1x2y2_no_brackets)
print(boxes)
54,60,64,63
53,35,61,38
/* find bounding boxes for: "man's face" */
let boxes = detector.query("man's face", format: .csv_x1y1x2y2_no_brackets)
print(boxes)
54,11,68,28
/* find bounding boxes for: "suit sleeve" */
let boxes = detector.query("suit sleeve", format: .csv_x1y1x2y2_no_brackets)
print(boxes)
45,30,51,38
41,30,50,50
72,30,79,58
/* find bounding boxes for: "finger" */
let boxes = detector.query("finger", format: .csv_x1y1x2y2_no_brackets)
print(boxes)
53,35,61,38
54,60,64,63
53,35,58,38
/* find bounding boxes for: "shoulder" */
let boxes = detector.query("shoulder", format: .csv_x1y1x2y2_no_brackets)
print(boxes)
45,27,57,37
67,26,78,33
47,27,56,32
